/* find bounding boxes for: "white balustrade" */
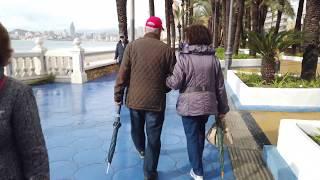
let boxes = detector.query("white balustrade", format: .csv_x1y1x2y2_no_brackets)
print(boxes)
9,52,43,80
6,37,115,84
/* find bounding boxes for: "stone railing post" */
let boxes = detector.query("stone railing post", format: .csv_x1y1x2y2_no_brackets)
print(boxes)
32,37,47,75
71,38,88,84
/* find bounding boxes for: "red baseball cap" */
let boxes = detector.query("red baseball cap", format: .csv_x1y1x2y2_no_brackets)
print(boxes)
145,16,164,31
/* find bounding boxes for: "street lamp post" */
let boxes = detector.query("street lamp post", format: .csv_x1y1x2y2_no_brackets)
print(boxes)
224,0,234,77
131,0,135,41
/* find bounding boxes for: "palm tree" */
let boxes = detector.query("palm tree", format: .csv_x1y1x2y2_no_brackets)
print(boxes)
149,0,155,16
301,0,320,81
170,0,176,48
292,0,305,53
248,29,303,82
116,0,128,40
181,0,186,41
233,0,244,54
213,0,220,47
189,0,194,25
165,0,172,46
173,2,183,44
275,0,285,33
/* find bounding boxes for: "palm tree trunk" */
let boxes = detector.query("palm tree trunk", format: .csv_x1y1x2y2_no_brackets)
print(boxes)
261,54,276,83
292,0,305,54
275,0,284,34
189,0,193,25
149,0,155,16
181,0,185,41
186,0,190,27
301,0,320,81
230,0,237,53
210,0,215,35
243,6,251,48
116,0,128,40
234,0,244,54
258,3,268,33
250,0,259,55
169,0,176,48
213,0,220,48
165,0,171,46
222,0,227,47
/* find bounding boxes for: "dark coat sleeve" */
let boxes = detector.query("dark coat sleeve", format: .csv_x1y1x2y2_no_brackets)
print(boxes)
214,57,230,114
114,43,132,103
12,86,49,179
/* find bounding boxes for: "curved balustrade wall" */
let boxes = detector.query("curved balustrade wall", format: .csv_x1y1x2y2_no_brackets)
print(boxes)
4,40,117,84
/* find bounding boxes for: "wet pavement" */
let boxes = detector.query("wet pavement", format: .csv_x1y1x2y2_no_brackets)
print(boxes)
33,73,235,180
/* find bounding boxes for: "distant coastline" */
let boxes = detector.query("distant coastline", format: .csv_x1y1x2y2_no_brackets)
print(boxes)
12,40,118,52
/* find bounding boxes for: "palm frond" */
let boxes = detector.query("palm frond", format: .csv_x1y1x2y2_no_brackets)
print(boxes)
248,29,304,57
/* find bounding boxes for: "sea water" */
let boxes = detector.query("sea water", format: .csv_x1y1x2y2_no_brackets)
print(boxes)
12,40,117,52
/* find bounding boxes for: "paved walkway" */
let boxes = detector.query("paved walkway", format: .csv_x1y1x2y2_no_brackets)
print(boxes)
34,74,235,180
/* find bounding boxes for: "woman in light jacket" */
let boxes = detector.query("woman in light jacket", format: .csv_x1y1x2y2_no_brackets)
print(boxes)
0,23,49,179
166,25,229,180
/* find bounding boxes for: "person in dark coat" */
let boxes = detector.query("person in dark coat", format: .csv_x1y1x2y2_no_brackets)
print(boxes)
114,35,128,65
0,23,50,180
114,16,176,180
166,25,229,180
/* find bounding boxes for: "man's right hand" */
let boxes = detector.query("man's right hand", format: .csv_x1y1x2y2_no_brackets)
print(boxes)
115,101,122,106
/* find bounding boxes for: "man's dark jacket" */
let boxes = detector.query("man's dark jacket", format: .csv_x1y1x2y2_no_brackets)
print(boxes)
114,41,127,64
114,33,176,112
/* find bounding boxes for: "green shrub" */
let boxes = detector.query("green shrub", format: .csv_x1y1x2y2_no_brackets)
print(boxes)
215,48,258,60
236,72,320,88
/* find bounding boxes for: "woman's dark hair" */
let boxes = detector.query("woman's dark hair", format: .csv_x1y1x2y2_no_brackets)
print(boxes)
0,23,11,66
185,24,212,45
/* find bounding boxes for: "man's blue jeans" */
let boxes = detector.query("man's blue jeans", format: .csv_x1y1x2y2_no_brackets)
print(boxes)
130,109,165,179
182,115,209,176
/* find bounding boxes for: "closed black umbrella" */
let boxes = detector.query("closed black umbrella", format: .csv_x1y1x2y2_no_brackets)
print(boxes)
106,105,121,174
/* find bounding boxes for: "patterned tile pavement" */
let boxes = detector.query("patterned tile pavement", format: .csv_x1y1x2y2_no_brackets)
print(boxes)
33,73,235,180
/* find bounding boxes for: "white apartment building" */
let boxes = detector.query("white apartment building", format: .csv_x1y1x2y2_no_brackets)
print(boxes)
264,0,306,32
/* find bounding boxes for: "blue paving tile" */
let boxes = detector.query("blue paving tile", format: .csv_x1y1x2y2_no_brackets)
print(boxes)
71,137,104,151
50,161,78,180
158,155,176,172
74,163,113,180
73,149,106,168
110,151,141,170
161,134,182,145
113,166,144,180
49,147,75,162
46,134,78,149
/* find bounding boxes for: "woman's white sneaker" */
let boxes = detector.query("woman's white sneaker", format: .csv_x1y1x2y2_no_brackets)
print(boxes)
190,169,203,180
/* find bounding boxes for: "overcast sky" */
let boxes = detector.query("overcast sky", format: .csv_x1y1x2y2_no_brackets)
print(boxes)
0,0,165,31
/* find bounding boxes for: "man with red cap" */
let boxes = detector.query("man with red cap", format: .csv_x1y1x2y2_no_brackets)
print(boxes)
114,16,176,180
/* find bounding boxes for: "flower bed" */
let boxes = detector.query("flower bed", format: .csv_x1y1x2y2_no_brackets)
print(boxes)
226,70,320,111
236,72,320,88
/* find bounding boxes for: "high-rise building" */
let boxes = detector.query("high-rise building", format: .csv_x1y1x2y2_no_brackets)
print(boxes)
70,22,76,37
264,0,306,32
